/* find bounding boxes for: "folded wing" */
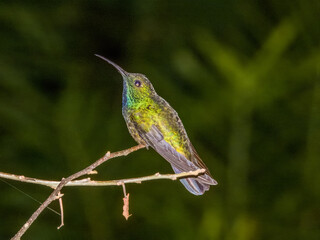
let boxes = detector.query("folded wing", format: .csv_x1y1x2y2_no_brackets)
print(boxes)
140,125,217,195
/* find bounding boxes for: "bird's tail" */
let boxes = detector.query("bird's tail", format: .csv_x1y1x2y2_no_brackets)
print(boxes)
171,166,217,195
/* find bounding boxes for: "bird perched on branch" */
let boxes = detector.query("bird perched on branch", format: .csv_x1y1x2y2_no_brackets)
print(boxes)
96,55,217,195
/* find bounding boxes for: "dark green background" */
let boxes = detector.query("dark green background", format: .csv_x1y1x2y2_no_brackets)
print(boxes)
1,0,319,239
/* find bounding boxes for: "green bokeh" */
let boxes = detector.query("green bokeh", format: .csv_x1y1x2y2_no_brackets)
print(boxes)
0,1,319,239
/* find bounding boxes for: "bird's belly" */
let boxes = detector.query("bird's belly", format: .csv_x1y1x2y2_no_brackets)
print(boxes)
126,120,147,145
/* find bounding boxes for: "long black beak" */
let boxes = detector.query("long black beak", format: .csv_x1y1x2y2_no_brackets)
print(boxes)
95,54,129,78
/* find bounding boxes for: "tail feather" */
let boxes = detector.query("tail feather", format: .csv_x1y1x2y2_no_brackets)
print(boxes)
179,178,210,195
172,166,217,195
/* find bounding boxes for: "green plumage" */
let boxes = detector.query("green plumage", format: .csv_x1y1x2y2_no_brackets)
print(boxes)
96,55,217,195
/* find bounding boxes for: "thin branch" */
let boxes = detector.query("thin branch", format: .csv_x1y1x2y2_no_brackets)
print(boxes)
5,144,206,240
10,144,145,240
0,169,205,188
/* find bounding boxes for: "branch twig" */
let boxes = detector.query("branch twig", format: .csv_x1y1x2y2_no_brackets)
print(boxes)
2,144,206,240
120,183,131,220
0,169,205,188
9,144,145,240
57,192,64,229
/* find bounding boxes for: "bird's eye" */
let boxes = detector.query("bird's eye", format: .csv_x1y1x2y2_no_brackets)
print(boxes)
134,80,141,87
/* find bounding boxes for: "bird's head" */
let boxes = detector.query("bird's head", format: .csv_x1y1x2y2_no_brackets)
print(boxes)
95,54,156,107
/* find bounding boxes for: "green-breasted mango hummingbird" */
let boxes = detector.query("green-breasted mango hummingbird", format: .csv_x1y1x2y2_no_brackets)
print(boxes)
95,54,217,195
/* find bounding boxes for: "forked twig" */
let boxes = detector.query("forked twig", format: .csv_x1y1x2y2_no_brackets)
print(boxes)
3,144,206,239
10,144,145,240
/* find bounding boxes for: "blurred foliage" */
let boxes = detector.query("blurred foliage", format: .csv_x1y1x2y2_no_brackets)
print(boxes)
0,0,319,239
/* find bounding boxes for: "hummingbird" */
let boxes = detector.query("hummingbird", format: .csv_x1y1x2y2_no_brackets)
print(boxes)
95,54,217,195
